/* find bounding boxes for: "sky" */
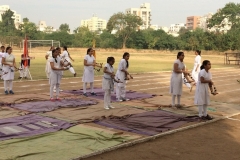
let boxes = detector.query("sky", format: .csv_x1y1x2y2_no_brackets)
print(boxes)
1,0,239,31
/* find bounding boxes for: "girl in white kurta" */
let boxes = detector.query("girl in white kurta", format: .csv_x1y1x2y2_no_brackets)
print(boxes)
49,49,69,101
61,46,76,77
0,46,5,76
2,47,17,95
192,50,201,83
115,52,131,102
45,46,54,79
102,57,119,110
82,48,96,97
194,60,213,120
170,52,186,108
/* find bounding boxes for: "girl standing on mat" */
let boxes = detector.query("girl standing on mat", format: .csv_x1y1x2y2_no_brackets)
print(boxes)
102,57,119,109
45,46,55,79
0,46,5,76
49,49,69,101
61,46,77,77
192,50,201,83
82,48,98,97
194,60,213,120
115,52,131,102
170,51,186,108
2,47,17,95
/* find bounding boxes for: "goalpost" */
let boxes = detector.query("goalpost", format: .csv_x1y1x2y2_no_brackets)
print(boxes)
19,40,60,80
21,40,61,54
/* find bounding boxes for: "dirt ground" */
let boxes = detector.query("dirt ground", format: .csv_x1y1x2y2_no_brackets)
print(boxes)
0,67,240,160
85,117,240,160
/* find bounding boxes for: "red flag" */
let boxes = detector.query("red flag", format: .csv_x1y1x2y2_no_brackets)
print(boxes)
23,35,28,67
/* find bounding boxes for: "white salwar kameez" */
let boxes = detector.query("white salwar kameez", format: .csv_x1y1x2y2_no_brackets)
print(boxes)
194,69,212,117
82,55,95,94
192,55,201,82
45,51,52,78
170,59,185,95
49,57,63,98
61,50,75,74
170,59,185,107
102,63,114,108
2,53,15,91
115,59,128,100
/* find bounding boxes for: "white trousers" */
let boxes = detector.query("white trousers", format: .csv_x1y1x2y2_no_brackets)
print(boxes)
64,61,75,74
198,105,208,117
116,84,126,99
104,89,111,107
50,72,62,98
4,80,13,91
83,82,93,93
19,65,27,78
172,95,181,106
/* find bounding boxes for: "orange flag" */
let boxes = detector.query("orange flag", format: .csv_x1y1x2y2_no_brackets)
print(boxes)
23,35,28,67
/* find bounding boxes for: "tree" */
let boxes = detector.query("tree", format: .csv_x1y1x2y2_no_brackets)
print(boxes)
0,9,16,36
107,12,142,49
59,23,70,32
18,17,38,39
23,17,29,23
208,3,240,30
72,26,94,47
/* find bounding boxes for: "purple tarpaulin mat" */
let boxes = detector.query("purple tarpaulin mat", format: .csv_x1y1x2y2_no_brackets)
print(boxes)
64,88,156,101
10,99,97,112
0,114,72,141
95,110,198,136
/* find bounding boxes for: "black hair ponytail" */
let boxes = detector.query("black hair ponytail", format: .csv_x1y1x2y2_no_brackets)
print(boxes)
122,52,130,68
200,60,210,70
196,50,201,56
177,51,184,59
87,48,92,55
107,57,115,63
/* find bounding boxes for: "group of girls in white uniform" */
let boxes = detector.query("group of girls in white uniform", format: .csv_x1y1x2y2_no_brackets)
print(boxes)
170,51,214,120
0,45,215,120
101,53,131,109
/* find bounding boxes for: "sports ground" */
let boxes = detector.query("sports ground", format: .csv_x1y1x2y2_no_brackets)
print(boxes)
0,49,239,160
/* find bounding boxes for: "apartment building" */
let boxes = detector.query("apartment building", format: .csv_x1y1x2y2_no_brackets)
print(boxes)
125,3,151,30
80,15,107,32
169,23,185,33
186,16,200,30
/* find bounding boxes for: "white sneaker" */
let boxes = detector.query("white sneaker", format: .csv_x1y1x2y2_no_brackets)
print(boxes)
116,99,123,102
60,89,63,92
104,106,110,110
109,105,115,109
122,98,130,101
53,89,56,93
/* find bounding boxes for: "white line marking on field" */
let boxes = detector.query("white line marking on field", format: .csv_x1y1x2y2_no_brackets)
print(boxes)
20,85,30,87
227,117,240,122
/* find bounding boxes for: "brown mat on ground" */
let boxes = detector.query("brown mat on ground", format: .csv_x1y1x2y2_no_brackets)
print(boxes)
95,110,198,136
0,93,83,105
122,96,194,110
43,103,147,123
0,94,50,104
0,106,29,119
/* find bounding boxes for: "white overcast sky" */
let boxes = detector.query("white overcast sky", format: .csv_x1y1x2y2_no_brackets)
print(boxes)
1,0,239,31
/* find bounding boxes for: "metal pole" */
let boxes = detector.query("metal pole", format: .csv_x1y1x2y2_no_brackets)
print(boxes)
52,40,53,46
30,42,32,55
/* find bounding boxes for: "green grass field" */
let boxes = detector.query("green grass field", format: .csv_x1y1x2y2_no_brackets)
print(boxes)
12,48,234,80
